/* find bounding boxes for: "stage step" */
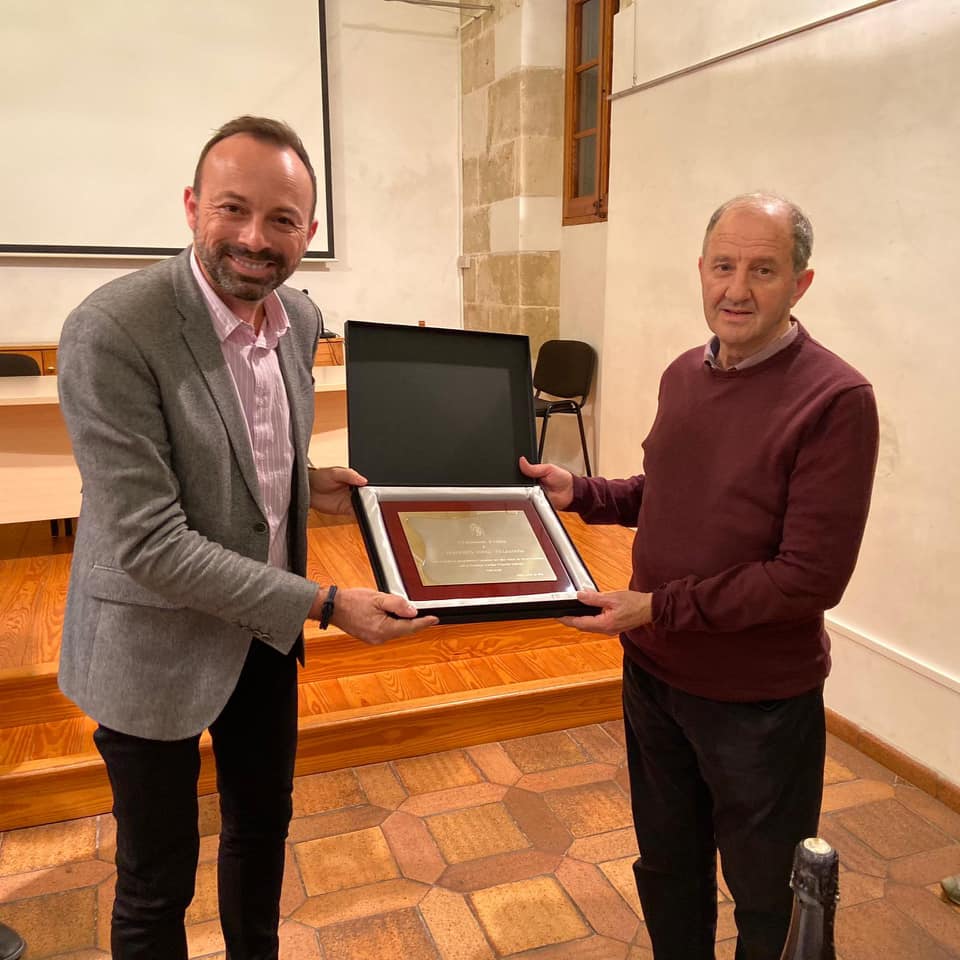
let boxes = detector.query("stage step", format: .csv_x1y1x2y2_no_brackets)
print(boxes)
0,664,621,831
0,513,635,832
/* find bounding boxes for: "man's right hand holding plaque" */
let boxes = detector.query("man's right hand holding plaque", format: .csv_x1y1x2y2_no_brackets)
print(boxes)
519,456,653,635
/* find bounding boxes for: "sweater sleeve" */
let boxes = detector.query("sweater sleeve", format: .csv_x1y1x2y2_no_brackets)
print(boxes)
569,474,645,527
652,385,879,631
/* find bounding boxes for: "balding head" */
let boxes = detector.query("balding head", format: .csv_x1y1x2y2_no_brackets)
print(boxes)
703,193,813,273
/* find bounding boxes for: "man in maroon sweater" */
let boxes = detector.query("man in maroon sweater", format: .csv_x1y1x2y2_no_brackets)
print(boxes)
522,194,878,959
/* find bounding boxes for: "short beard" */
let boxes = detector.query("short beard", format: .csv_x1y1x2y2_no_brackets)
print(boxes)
194,237,290,302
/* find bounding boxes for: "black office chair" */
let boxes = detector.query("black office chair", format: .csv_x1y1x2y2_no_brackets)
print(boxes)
0,352,41,376
0,353,73,536
533,339,597,476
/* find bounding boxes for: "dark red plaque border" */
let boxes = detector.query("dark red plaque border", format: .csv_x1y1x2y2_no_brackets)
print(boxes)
378,498,573,602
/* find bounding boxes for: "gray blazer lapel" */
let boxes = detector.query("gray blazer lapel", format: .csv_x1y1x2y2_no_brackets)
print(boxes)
171,251,265,515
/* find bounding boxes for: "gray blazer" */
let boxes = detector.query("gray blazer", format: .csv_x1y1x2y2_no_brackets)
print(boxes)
57,249,320,740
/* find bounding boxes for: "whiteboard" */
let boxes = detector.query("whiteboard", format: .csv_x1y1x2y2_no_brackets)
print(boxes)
0,0,334,258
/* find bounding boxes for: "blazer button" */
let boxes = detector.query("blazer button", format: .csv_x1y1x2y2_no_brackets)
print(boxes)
253,521,268,533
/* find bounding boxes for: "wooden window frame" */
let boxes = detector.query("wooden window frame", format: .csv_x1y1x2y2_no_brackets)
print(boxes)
562,0,618,226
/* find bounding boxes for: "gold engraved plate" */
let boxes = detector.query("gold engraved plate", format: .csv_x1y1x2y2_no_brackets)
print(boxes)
398,510,554,586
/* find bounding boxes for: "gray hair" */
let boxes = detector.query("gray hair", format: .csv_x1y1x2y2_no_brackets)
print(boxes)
703,193,813,272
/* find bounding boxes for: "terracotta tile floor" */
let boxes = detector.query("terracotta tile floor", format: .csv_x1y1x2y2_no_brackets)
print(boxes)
1,724,959,959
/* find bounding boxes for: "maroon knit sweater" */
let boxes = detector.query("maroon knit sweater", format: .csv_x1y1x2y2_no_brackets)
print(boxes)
570,324,879,701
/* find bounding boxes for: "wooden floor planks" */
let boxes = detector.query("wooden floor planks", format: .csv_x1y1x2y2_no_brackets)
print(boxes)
0,512,636,830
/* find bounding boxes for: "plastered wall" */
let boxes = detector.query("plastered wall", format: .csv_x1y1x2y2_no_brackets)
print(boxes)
570,0,960,780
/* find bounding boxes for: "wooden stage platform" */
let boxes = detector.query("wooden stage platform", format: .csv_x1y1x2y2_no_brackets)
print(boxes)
0,512,635,832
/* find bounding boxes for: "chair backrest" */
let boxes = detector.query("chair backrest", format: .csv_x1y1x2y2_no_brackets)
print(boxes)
0,353,41,376
533,339,596,401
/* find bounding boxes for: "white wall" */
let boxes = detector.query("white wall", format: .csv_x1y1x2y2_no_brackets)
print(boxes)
613,0,897,93
293,0,462,334
0,0,461,344
556,222,608,474
583,0,960,780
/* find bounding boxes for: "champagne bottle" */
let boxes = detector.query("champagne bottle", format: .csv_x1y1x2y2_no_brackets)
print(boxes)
778,837,840,960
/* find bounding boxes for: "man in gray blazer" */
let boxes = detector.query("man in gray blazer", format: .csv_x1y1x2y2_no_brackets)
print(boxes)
57,116,437,959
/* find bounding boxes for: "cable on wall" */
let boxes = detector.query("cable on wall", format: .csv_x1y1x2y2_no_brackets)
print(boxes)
384,0,494,11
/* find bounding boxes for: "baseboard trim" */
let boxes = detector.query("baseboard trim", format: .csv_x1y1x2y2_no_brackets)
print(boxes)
826,707,960,815
824,618,959,811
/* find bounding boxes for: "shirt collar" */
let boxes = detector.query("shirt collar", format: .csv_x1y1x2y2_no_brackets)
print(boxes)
704,319,799,371
189,248,290,347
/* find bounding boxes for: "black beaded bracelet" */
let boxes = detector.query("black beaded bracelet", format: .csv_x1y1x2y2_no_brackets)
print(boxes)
319,584,337,630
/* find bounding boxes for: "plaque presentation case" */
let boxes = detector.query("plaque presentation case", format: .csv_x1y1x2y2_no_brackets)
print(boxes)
345,321,598,624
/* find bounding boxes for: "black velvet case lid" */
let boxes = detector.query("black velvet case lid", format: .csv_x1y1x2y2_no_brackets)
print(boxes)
345,321,537,486
343,320,597,624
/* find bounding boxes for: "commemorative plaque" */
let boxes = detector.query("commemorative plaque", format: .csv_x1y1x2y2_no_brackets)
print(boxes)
393,507,555,588
345,321,598,624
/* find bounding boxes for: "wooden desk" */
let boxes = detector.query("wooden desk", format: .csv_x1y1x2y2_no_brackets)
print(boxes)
315,336,344,366
309,365,348,468
0,367,347,526
0,376,76,524
0,343,59,375
1,337,343,377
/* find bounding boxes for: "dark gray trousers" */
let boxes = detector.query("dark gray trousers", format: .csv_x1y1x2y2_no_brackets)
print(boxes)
622,657,825,960
95,639,298,960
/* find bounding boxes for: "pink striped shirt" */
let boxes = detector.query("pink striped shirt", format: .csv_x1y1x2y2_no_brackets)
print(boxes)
190,251,294,570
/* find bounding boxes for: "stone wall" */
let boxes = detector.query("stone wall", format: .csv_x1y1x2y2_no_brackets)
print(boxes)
460,0,565,359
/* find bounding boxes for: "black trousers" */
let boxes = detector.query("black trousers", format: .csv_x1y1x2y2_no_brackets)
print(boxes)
622,657,825,960
94,639,299,960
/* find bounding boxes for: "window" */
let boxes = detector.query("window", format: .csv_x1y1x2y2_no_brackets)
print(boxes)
562,0,618,225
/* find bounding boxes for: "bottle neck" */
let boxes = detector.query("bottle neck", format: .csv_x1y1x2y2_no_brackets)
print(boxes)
779,837,840,960
780,898,836,960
